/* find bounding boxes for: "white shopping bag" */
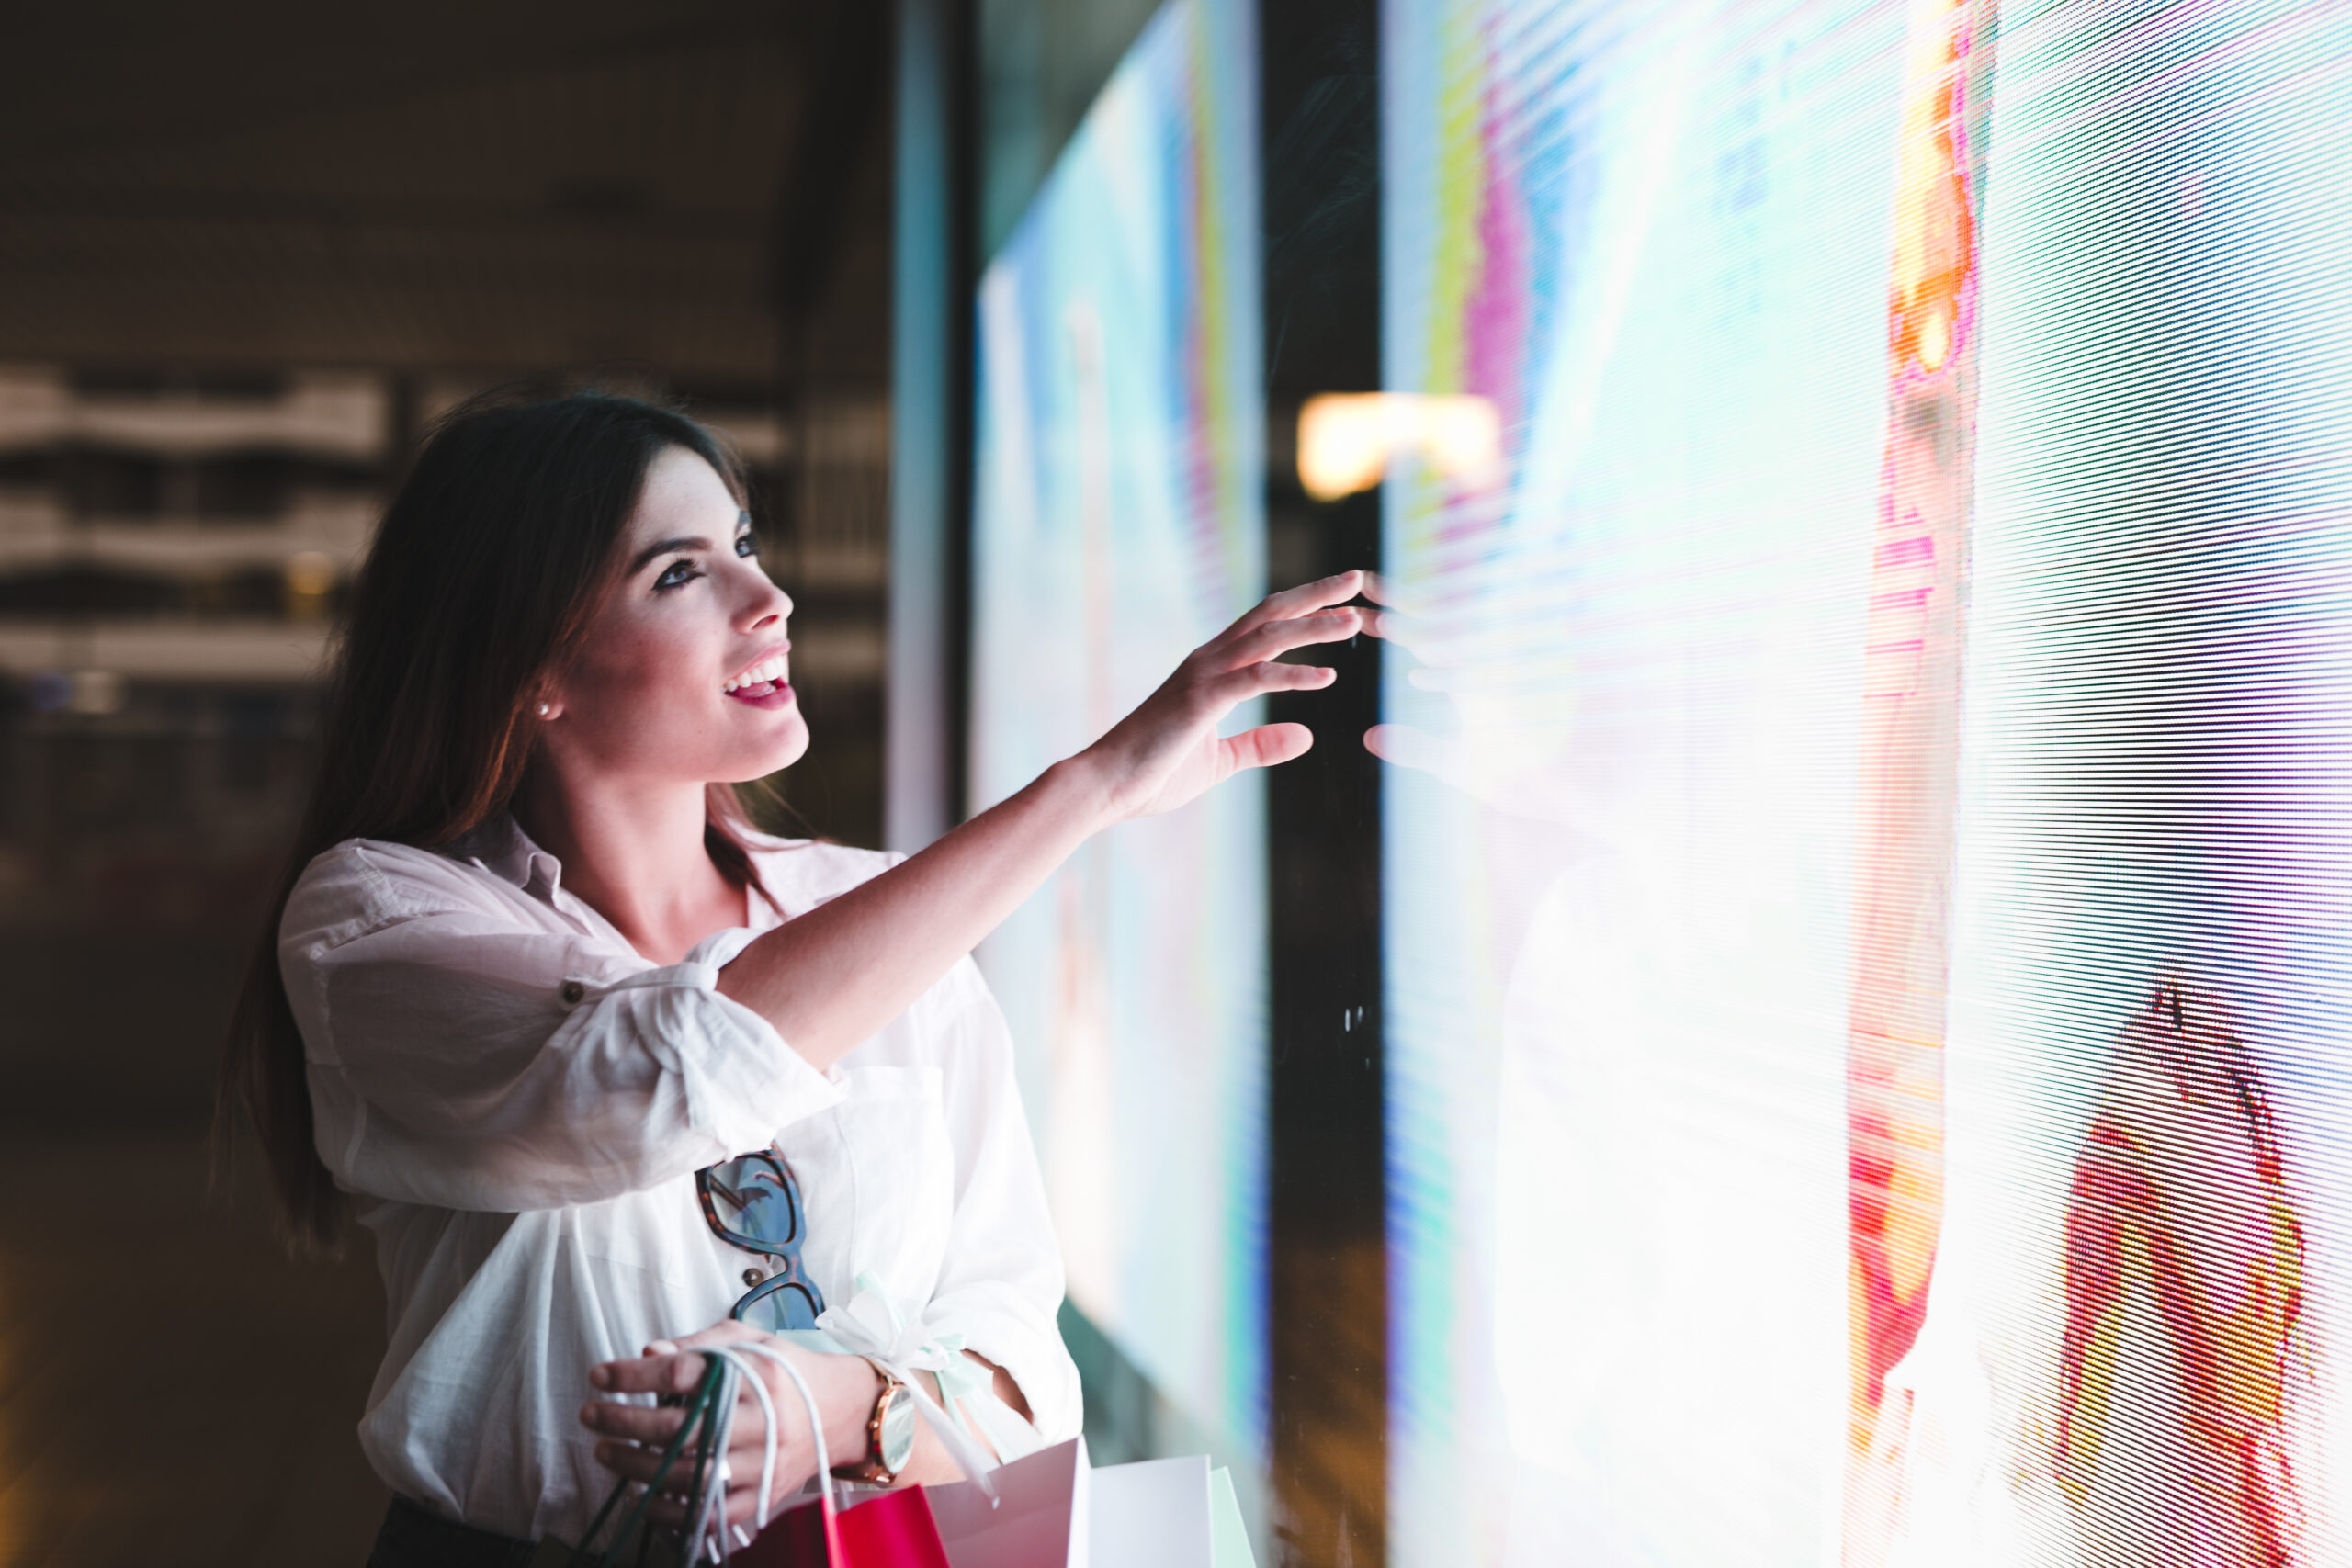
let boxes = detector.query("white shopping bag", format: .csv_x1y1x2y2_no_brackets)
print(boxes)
925,1435,1257,1568
928,1437,1091,1568
1089,1454,1255,1568
1091,1457,1207,1568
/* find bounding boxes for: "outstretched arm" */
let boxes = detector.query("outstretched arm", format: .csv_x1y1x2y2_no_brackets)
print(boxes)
716,571,1378,1071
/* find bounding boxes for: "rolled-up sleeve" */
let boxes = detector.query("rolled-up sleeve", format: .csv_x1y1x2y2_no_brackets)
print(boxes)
284,840,842,1213
911,958,1083,1443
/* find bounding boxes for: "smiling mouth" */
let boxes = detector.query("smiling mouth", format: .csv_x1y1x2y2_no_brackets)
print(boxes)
723,650,791,699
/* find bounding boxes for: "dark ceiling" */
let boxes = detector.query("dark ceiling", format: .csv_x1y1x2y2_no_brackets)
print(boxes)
0,0,894,386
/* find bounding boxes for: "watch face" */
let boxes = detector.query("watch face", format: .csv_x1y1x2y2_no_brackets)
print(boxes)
878,1385,917,1472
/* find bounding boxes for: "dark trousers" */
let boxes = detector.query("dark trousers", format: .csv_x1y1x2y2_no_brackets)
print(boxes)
365,1496,540,1568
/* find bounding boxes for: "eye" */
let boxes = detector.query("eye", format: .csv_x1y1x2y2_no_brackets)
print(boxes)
653,558,701,592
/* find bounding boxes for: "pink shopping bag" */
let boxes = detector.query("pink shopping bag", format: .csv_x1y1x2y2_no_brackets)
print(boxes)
922,1438,1090,1568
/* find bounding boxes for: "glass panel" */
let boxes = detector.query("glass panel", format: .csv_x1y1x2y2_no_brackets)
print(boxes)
970,0,1269,1471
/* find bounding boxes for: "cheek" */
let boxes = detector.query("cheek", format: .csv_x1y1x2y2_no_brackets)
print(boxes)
557,615,806,780
568,621,716,729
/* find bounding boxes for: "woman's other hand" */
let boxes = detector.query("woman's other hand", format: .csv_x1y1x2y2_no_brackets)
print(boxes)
1078,570,1383,821
581,1321,878,1531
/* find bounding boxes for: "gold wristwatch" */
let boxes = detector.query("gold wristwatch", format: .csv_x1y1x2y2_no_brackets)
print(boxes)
831,1357,916,1485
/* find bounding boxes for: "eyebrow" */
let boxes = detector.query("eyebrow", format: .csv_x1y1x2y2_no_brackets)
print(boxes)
628,536,710,575
627,513,753,577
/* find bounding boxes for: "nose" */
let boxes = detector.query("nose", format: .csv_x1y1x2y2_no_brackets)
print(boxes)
741,572,792,631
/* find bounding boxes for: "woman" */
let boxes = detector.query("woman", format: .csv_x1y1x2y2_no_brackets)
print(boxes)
217,390,1373,1559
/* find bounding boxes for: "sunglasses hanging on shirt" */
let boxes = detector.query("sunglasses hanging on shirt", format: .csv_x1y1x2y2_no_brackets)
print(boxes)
696,1145,827,1331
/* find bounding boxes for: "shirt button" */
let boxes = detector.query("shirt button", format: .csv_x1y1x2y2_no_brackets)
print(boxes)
560,980,585,1005
742,1267,765,1287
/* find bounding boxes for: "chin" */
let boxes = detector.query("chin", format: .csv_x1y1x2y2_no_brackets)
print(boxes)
721,713,811,783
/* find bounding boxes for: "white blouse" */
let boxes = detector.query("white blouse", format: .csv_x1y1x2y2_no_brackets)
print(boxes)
280,818,1080,1544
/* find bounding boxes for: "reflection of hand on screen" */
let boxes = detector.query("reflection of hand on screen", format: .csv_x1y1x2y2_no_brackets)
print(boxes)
1358,574,1577,821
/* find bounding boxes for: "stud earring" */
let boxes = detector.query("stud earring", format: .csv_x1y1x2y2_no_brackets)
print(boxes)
536,702,553,719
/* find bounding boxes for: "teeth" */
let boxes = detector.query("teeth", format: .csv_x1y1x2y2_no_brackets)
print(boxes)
722,655,788,694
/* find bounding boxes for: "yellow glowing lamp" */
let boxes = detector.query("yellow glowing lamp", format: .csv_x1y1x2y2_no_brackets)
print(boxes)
1297,392,1501,501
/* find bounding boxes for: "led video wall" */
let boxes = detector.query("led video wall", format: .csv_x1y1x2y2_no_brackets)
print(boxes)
1381,0,2352,1564
969,0,1266,1462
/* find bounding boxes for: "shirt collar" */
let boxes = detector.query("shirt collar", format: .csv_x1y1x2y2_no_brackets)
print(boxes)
448,813,783,931
451,814,565,901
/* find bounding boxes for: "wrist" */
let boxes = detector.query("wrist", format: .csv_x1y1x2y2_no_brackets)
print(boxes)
817,1351,886,1462
1038,752,1125,832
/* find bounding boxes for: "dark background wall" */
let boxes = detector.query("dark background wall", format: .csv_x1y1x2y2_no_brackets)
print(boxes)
0,0,902,1134
0,7,899,1562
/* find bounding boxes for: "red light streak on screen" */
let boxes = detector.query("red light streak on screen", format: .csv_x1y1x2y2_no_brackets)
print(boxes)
1844,1,1993,1558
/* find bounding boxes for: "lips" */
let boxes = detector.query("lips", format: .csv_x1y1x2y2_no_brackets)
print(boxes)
723,646,791,699
727,680,796,710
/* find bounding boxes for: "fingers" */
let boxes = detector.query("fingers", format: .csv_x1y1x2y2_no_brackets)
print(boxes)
594,1436,700,1488
591,1350,707,1396
588,1318,772,1393
582,1399,694,1444
669,1321,766,1351
1214,607,1368,671
1225,570,1364,638
1201,660,1336,716
592,1421,810,1534
1220,722,1314,773
591,1423,785,1488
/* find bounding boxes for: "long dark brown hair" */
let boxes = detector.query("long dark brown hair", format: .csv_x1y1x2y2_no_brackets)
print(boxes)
217,389,775,1250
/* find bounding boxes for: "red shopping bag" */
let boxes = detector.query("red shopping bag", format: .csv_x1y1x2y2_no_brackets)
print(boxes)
732,1484,954,1568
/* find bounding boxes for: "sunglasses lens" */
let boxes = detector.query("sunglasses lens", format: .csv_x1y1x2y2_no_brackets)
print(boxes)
735,1276,823,1332
705,1152,803,1252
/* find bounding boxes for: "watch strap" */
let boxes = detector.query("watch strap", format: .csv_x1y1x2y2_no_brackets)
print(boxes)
830,1357,910,1485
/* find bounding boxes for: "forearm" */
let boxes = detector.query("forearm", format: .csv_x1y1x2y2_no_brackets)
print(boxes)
718,575,1371,1071
718,758,1114,1070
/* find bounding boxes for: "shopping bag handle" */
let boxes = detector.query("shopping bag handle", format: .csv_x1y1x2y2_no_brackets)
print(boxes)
739,1340,1001,1503
713,1341,849,1562
805,1277,1002,1502
652,1338,1005,1563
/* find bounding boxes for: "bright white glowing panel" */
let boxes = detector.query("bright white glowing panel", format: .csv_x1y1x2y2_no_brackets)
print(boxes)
1381,0,2352,1563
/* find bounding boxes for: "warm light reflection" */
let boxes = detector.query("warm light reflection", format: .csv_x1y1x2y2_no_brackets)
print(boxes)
65,670,125,716
1296,392,1501,500
285,549,338,620
284,550,336,597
